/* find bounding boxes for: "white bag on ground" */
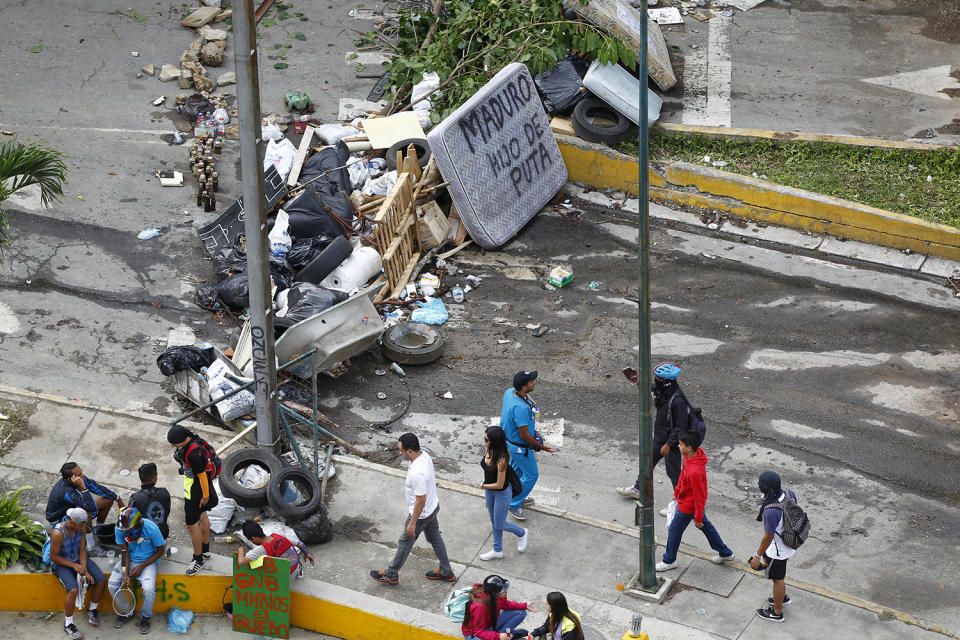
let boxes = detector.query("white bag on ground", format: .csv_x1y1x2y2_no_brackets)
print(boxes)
261,122,283,141
361,169,397,196
236,463,270,489
268,209,292,258
206,359,255,421
208,496,237,534
316,123,361,145
236,519,303,548
411,71,440,130
263,138,297,180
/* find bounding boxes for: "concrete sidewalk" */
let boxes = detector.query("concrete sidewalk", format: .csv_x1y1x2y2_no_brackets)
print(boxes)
0,390,954,640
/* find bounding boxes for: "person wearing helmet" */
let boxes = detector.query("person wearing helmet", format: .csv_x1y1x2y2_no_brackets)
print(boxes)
615,362,689,507
461,574,536,640
107,506,166,634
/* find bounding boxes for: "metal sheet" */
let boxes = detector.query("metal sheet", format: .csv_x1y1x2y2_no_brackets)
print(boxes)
677,558,744,597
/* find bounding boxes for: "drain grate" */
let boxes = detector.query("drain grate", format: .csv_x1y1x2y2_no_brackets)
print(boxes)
677,559,743,597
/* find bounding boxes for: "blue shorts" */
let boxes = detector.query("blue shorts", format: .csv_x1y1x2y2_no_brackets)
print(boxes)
51,558,105,591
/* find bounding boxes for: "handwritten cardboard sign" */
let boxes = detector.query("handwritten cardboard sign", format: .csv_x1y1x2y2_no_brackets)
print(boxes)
232,556,291,638
197,164,288,257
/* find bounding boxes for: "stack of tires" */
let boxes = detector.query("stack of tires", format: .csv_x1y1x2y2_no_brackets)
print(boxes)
218,448,334,544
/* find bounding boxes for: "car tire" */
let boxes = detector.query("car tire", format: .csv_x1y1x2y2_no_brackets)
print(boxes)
570,97,631,144
218,448,285,508
266,467,323,522
384,138,431,171
381,322,445,365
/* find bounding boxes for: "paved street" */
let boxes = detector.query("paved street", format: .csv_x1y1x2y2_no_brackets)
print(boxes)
1,1,960,638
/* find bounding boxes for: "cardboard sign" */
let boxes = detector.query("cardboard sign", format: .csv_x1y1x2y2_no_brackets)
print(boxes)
197,164,288,257
232,556,291,638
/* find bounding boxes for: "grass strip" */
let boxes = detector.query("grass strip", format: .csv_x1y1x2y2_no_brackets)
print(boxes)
615,129,960,228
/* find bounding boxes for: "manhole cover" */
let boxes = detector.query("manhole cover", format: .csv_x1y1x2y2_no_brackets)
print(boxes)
677,558,743,597
583,625,607,640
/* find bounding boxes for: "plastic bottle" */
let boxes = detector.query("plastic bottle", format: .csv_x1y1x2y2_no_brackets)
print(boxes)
390,362,405,376
616,570,624,591
195,113,207,138
214,535,235,543
452,285,464,303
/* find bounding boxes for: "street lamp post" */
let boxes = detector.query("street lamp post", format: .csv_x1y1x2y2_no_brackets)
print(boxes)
233,0,280,448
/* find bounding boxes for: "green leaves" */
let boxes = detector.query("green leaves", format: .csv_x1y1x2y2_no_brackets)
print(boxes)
262,18,276,27
274,62,289,69
29,45,43,53
288,32,306,41
0,488,45,571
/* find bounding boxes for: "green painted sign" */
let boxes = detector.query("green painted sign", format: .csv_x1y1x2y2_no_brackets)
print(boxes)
232,556,291,638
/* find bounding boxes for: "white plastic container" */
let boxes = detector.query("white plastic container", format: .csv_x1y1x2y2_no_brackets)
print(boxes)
319,246,383,293
582,60,662,128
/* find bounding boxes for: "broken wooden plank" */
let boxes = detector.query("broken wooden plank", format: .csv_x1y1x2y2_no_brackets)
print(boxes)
286,125,317,187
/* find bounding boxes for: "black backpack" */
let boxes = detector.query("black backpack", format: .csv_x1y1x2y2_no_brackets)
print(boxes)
763,494,811,549
668,394,707,444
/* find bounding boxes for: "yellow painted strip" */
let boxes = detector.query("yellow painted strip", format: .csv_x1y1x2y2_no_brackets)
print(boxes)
555,137,660,195
654,122,958,151
290,593,458,640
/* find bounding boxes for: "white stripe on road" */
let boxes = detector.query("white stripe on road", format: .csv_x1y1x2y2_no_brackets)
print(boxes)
681,16,732,127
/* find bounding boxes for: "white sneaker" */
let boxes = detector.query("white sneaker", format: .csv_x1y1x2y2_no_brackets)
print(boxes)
655,561,678,571
517,529,529,553
658,507,668,517
478,549,504,561
615,486,641,499
711,552,735,564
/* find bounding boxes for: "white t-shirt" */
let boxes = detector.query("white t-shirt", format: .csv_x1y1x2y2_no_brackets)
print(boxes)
763,490,797,560
405,451,439,519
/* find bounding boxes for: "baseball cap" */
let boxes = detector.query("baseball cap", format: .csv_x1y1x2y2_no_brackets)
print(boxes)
513,370,538,389
66,507,88,524
167,424,190,444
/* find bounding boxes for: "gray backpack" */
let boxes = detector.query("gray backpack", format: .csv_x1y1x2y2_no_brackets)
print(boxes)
763,493,810,549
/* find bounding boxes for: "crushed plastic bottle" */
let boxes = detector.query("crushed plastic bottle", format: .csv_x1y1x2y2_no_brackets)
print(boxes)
214,535,235,543
390,362,406,377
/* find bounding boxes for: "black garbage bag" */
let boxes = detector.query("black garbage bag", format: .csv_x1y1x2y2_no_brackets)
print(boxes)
275,283,348,330
156,345,216,376
194,286,221,310
270,255,294,290
216,273,250,310
277,187,348,240
290,506,334,544
183,93,214,120
286,235,334,271
213,237,247,279
298,141,351,195
534,59,587,115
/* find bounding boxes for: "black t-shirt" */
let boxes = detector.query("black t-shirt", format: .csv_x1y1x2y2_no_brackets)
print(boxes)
130,484,171,539
185,444,209,477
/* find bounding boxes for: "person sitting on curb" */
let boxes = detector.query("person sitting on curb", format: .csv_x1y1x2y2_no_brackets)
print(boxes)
461,574,535,640
129,463,171,539
49,508,106,640
529,592,584,640
750,470,799,623
107,506,165,634
237,519,314,578
46,461,124,556
656,430,735,571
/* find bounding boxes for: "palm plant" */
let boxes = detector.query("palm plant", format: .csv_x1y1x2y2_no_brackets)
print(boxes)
0,137,69,261
0,487,45,571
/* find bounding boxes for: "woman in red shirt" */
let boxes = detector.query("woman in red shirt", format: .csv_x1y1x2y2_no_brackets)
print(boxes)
461,574,536,640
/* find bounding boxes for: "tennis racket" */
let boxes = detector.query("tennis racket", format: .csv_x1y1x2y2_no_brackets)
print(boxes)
112,586,137,617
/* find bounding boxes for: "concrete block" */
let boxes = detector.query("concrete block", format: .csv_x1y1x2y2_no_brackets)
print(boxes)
818,237,925,270
920,255,960,278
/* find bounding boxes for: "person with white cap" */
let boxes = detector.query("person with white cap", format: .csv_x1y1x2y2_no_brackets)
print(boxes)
49,507,106,639
500,370,557,521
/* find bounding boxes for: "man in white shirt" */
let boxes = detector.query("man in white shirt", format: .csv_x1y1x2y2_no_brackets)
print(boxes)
370,433,456,585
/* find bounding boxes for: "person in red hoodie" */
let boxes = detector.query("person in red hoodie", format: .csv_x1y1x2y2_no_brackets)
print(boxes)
461,574,536,640
655,430,735,571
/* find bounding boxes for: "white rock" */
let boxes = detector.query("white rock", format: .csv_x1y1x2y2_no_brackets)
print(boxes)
158,64,182,82
201,0,222,7
200,27,229,42
141,63,154,76
216,71,236,86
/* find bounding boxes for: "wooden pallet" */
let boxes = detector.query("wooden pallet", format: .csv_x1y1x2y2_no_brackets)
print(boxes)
372,172,420,303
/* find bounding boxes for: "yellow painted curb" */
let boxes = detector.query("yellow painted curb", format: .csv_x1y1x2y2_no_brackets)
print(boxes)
0,570,460,640
654,122,959,152
554,133,960,262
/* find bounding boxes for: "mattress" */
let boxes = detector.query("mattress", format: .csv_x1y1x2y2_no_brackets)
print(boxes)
427,63,567,249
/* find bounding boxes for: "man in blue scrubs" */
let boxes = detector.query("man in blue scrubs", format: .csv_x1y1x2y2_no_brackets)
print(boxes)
500,370,556,520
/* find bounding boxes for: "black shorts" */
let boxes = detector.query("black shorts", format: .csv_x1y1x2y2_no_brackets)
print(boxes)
184,480,218,526
762,554,787,581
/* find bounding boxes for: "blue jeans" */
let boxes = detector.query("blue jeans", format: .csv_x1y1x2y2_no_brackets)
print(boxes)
485,487,526,551
108,561,157,618
662,509,733,564
463,608,527,639
509,447,538,509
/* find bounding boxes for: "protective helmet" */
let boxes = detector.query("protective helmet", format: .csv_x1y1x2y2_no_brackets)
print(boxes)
116,506,142,533
653,362,682,380
482,574,510,596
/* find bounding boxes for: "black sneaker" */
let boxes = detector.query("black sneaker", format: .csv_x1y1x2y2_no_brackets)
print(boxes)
139,616,152,634
756,606,784,622
114,615,132,628
64,623,84,640
86,610,100,627
767,594,791,607
186,559,204,576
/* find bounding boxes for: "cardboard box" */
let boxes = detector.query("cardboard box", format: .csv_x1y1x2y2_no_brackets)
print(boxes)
417,201,451,249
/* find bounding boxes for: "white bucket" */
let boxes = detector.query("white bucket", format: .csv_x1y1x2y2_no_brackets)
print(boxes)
320,246,383,292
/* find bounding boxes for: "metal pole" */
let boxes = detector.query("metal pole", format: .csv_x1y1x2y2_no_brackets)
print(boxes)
233,0,279,448
635,0,657,591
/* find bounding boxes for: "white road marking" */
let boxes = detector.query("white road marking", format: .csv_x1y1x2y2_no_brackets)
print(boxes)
528,484,561,506
636,332,724,357
756,296,796,308
862,65,960,101
744,349,891,370
0,302,20,334
900,351,960,372
0,123,170,136
682,16,732,127
816,300,877,312
770,419,843,440
861,382,952,419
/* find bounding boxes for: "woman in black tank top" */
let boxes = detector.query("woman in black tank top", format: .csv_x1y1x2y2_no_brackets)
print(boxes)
478,427,528,560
